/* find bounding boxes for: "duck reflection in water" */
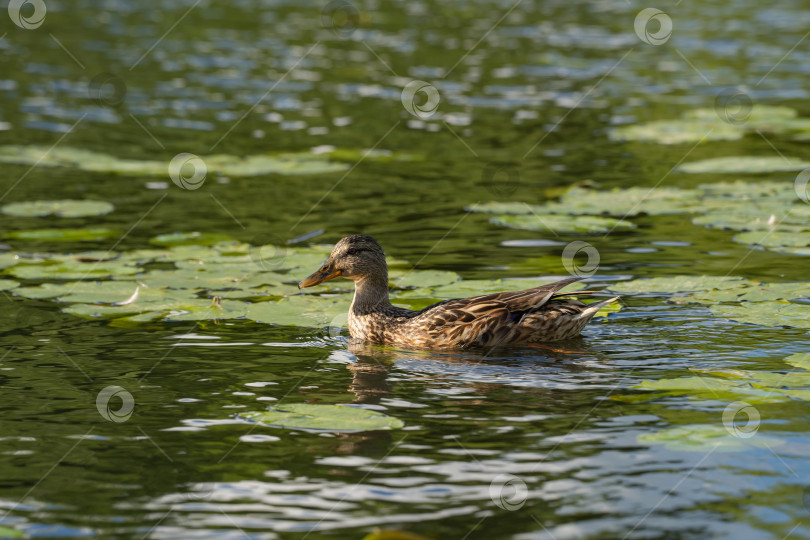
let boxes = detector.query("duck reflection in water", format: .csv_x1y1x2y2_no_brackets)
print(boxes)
342,337,599,404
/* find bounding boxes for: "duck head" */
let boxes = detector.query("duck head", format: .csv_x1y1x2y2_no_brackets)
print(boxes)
298,234,387,288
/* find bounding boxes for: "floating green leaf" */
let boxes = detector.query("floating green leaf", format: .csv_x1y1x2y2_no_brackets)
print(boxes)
549,186,701,217
610,105,810,145
0,145,351,177
639,424,784,452
390,269,460,289
4,227,119,242
785,353,810,370
0,525,23,538
325,148,422,163
466,201,546,215
710,302,810,329
630,351,810,408
635,370,810,403
608,275,747,294
239,403,404,432
679,156,810,174
683,281,810,304
490,213,635,234
64,295,248,322
683,104,798,124
0,253,18,269
245,294,350,327
472,180,810,255
693,367,810,389
0,279,18,291
637,376,792,403
1,199,114,218
150,232,236,246
8,259,139,280
610,119,742,145
732,230,810,248
432,278,549,298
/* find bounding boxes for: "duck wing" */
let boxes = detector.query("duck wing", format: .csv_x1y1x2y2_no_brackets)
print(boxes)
411,277,588,348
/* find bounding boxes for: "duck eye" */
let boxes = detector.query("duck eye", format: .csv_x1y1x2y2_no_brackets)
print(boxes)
347,248,358,256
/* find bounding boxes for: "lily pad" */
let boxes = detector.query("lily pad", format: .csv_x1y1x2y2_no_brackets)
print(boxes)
1,199,114,218
245,294,351,327
64,295,247,322
631,351,810,410
691,212,810,233
325,148,422,163
549,186,701,217
0,279,18,291
239,403,404,432
4,228,119,242
0,253,18,269
0,145,351,177
636,375,796,403
693,367,810,389
732,230,810,248
607,275,747,294
466,201,546,215
684,281,810,304
679,156,810,174
471,180,810,255
610,105,810,145
785,353,810,370
610,119,742,145
0,526,23,538
390,270,460,289
150,232,236,246
431,278,546,298
710,302,810,329
8,259,139,280
683,104,798,124
639,424,784,452
696,180,799,201
636,370,810,403
490,213,635,234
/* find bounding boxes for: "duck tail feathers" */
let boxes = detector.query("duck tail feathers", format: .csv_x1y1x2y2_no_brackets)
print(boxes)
576,296,620,320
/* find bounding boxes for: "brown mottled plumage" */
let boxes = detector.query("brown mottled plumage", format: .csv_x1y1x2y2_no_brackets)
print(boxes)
298,235,619,350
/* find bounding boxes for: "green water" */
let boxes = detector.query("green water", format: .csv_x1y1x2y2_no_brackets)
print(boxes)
1,1,810,538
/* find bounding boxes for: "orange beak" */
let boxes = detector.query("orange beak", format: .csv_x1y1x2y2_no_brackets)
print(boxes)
298,263,342,289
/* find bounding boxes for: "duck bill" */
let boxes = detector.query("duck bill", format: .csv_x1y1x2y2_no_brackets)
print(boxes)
298,266,341,289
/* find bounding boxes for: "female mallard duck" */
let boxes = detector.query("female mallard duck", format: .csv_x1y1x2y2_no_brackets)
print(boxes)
298,235,618,350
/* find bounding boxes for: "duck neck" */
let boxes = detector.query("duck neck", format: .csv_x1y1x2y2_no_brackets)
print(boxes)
351,272,391,315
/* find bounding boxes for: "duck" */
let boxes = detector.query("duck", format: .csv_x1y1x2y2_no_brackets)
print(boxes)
298,234,618,350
